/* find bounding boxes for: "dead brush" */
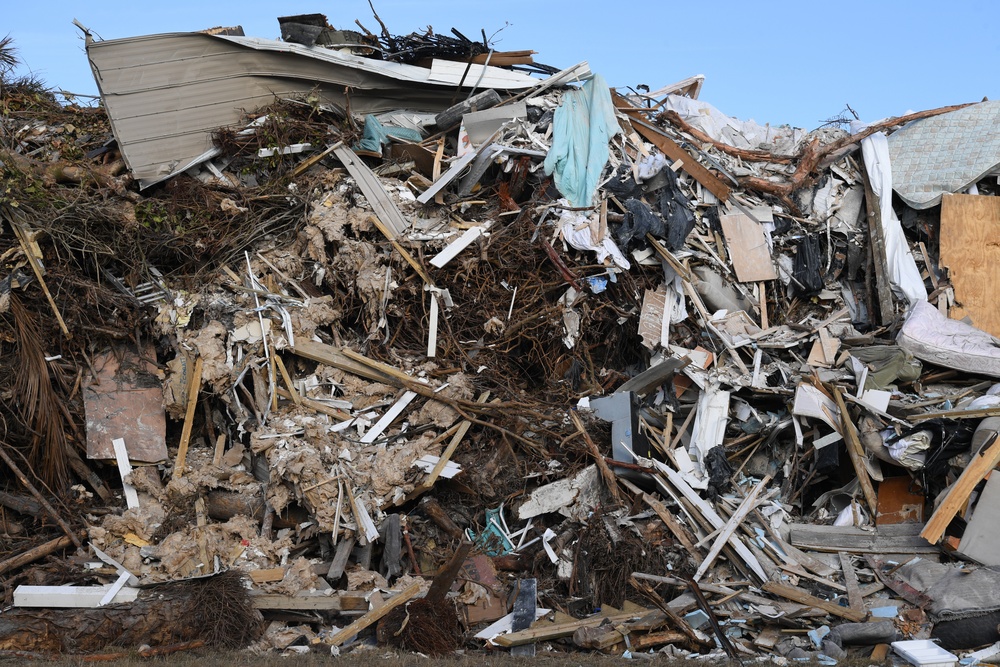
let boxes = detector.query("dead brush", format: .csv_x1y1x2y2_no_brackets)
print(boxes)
3,294,73,489
179,570,265,648
377,597,462,655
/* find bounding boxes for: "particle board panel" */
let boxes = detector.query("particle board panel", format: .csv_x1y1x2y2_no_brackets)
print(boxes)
718,211,777,282
83,347,167,463
939,194,1000,337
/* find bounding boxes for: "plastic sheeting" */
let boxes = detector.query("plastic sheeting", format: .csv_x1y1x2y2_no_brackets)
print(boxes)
858,130,928,306
660,94,805,153
543,74,621,208
557,206,631,270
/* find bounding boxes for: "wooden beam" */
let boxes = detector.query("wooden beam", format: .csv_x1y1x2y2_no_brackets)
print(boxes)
921,431,1000,544
694,476,771,580
832,386,878,516
0,533,82,575
840,552,863,613
326,580,422,647
612,92,730,202
290,340,397,386
273,355,300,405
789,523,937,554
172,356,203,480
250,591,369,611
492,609,646,647
642,493,701,564
859,159,894,325
762,582,866,622
909,406,1000,422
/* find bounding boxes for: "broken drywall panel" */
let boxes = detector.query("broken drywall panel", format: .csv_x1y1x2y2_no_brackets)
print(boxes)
83,347,167,463
517,465,601,521
792,384,841,432
718,211,777,282
463,102,527,146
689,385,730,474
939,194,1000,337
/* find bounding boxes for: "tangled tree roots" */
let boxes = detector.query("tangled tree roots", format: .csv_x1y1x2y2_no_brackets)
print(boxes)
377,597,462,656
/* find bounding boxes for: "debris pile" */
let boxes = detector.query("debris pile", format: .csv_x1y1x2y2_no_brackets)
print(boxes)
4,12,1000,664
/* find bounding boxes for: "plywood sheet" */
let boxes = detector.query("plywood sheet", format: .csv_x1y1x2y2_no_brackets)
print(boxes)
940,194,1000,337
719,212,777,282
84,347,167,463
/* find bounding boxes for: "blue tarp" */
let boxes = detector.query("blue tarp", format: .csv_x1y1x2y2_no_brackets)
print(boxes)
543,74,620,208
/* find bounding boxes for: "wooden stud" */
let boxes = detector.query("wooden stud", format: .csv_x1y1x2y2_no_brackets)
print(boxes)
172,356,204,480
326,580,422,647
921,431,1000,544
832,386,878,516
762,582,866,622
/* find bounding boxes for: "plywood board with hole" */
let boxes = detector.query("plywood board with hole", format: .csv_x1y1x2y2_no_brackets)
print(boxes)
940,194,1000,337
719,212,777,282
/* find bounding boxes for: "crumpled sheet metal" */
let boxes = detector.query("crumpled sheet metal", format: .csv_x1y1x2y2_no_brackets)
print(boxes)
887,100,1000,210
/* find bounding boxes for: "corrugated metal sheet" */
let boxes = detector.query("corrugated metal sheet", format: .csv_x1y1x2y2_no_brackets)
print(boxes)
86,32,542,188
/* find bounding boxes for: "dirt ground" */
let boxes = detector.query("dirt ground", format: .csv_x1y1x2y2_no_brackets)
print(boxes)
1,646,894,666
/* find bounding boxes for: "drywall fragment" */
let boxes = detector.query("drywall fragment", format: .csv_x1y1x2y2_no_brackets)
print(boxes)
517,465,601,521
792,384,841,432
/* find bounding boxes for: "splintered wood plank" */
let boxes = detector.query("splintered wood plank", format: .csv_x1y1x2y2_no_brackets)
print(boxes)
172,356,203,480
718,212,777,282
612,92,730,202
839,552,863,613
940,194,1000,336
833,387,878,516
326,581,422,647
922,431,1000,544
642,493,701,564
762,582,866,622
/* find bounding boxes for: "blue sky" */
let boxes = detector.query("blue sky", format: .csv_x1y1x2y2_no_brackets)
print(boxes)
5,0,997,130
